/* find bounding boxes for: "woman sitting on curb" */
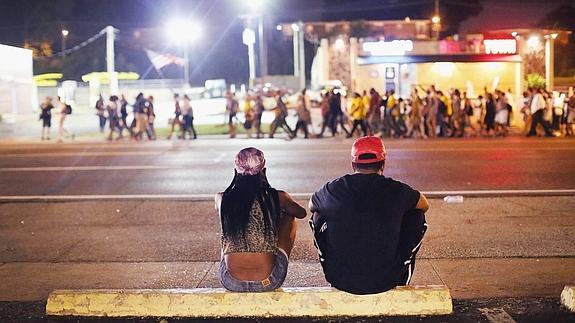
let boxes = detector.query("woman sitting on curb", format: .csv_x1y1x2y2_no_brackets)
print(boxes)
215,147,306,292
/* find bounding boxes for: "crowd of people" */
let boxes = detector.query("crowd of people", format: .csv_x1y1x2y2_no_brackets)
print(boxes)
39,85,575,141
310,85,575,139
222,84,575,140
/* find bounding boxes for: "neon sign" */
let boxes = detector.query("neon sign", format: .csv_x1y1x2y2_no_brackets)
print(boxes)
483,39,517,54
363,40,414,56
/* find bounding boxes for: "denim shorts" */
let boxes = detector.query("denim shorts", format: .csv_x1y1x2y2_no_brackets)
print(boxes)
219,248,289,292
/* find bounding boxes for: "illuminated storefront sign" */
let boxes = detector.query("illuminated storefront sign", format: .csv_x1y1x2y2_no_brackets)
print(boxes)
363,40,414,56
483,39,517,54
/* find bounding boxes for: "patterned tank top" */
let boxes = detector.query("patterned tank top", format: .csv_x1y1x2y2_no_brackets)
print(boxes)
221,199,278,255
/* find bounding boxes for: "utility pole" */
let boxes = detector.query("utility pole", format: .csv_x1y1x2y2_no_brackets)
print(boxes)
257,15,267,80
105,26,118,95
243,27,256,88
432,0,441,40
292,23,300,78
297,21,305,90
61,29,68,54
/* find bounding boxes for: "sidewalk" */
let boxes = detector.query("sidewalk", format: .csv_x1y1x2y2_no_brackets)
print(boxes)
0,196,574,302
0,258,573,302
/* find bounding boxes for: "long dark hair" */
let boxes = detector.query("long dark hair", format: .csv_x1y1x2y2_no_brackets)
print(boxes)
220,170,280,239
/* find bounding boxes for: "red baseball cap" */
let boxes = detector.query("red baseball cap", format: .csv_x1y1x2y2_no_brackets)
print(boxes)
351,136,387,164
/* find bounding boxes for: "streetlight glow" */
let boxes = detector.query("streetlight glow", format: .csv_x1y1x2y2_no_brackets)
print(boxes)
276,24,283,31
247,0,265,12
165,19,202,44
61,29,69,37
527,35,541,49
431,16,440,24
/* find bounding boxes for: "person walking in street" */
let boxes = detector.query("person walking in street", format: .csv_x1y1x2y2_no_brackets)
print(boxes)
39,96,55,140
566,88,575,136
294,89,312,138
106,95,122,141
254,94,265,139
269,92,294,139
317,91,332,137
407,89,427,139
527,88,553,137
57,96,73,143
329,91,350,137
367,88,382,136
483,92,496,137
347,92,368,138
181,94,197,140
425,89,438,138
309,136,429,294
243,94,255,138
451,89,462,137
145,95,156,140
226,91,239,138
167,93,182,140
494,90,509,136
461,91,477,137
95,94,106,133
215,147,306,292
132,93,147,141
119,94,132,138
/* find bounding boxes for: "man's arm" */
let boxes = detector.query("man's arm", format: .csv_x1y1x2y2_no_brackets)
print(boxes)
415,192,429,212
308,198,316,213
278,191,307,219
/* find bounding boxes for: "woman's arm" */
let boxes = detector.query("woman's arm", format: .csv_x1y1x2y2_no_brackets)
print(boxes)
214,192,223,213
278,191,307,219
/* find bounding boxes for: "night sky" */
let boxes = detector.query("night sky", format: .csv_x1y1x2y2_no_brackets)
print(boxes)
0,0,572,84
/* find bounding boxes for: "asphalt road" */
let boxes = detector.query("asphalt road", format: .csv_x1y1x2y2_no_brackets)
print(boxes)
0,136,574,197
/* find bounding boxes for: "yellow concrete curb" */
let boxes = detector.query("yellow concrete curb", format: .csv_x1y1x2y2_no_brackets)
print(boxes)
561,286,574,312
46,286,452,318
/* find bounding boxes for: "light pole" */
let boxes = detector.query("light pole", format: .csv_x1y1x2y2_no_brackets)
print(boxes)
166,19,202,86
243,27,256,88
431,0,441,40
105,26,118,95
61,29,69,53
243,0,268,81
291,22,305,90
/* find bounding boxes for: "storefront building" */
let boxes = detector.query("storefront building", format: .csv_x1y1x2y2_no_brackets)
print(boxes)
291,19,567,100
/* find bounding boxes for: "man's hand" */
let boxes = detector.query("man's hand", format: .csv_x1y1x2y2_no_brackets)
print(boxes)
416,193,429,212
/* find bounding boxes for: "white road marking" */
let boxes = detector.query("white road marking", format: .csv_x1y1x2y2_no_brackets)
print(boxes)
0,165,176,172
213,152,228,163
0,189,573,201
1,146,573,158
478,308,517,323
0,151,161,158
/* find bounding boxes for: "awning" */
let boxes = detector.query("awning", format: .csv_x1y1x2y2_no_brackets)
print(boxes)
357,54,522,65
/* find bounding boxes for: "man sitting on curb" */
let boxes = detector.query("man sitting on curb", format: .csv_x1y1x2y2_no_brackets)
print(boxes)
309,136,429,295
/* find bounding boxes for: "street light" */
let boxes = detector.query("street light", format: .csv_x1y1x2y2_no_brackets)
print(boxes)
527,35,541,50
165,19,202,86
61,29,69,53
431,16,440,24
247,0,265,13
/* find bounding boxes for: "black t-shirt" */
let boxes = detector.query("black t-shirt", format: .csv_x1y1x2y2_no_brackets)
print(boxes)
311,173,420,294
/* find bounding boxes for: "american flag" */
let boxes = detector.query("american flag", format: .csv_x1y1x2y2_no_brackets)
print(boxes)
145,50,186,70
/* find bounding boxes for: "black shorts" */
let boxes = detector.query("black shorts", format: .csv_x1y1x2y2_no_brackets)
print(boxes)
42,118,51,128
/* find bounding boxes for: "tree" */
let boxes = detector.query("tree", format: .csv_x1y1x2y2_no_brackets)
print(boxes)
538,5,575,77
